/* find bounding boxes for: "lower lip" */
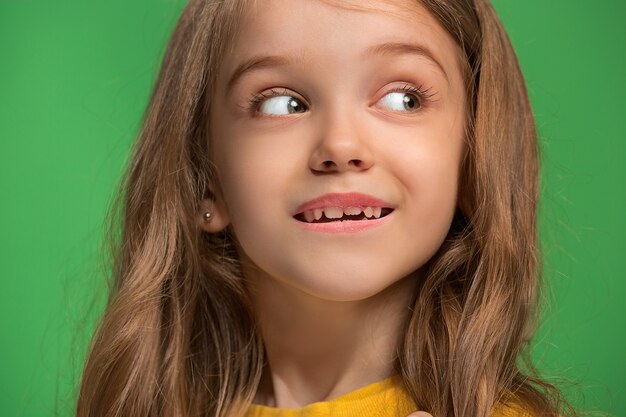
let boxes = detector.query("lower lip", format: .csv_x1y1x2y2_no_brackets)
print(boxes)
294,213,392,233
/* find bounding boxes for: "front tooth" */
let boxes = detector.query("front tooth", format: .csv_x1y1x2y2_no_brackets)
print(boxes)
363,207,374,218
313,208,323,220
373,207,382,218
324,206,343,219
303,210,315,222
344,206,362,216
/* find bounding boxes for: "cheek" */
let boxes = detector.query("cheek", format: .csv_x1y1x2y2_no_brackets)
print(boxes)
212,128,303,233
215,146,274,224
385,123,465,245
392,125,463,195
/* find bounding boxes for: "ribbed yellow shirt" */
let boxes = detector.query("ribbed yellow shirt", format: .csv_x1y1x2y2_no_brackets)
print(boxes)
244,374,531,417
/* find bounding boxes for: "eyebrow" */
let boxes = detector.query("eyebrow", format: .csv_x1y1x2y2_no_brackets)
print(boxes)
225,41,449,93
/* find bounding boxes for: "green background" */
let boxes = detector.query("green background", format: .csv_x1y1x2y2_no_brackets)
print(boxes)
1,1,624,416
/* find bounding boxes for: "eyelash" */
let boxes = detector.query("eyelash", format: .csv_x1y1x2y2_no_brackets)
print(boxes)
245,83,436,116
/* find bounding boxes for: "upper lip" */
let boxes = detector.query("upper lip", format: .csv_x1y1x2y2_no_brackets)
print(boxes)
293,192,394,215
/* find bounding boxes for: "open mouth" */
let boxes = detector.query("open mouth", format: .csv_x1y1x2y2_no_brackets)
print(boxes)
294,206,394,223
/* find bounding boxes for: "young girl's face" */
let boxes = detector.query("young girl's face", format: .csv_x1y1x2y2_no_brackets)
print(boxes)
208,0,467,301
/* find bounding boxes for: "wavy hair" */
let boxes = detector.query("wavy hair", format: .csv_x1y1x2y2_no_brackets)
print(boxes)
76,1,576,416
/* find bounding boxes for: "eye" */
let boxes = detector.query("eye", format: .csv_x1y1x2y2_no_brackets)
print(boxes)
246,84,434,116
248,88,307,116
376,84,435,113
260,96,306,115
378,92,421,112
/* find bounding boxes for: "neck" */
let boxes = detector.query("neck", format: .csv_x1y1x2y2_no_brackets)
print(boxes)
244,263,420,409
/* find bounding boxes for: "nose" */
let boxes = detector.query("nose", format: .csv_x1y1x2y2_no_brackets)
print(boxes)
308,109,374,174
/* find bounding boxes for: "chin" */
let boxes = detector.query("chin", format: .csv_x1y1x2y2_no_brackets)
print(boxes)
286,267,411,302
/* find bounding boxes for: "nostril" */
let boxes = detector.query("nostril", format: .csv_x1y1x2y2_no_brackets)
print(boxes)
322,160,335,169
349,159,362,167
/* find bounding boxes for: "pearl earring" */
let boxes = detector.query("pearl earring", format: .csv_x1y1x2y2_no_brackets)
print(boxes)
203,212,212,222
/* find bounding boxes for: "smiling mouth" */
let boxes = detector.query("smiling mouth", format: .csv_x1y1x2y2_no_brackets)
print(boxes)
293,206,394,223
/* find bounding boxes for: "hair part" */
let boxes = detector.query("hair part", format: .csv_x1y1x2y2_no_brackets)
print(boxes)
76,1,576,417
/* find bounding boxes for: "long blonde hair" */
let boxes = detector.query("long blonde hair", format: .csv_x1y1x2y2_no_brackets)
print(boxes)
76,1,575,416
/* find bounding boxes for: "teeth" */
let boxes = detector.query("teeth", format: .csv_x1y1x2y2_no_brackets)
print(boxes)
300,206,387,222
344,206,362,216
324,206,343,219
303,210,315,222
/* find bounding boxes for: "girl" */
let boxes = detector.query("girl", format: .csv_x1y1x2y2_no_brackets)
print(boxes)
76,1,576,417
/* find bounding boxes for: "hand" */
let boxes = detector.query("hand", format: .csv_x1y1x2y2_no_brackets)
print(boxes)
406,413,433,417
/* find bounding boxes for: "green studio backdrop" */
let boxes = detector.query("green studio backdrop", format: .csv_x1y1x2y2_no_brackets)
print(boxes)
1,1,624,416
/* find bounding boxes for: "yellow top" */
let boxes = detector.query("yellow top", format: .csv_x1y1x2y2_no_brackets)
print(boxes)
244,374,531,417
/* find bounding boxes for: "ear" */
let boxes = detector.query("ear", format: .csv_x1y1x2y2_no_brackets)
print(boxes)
197,192,230,234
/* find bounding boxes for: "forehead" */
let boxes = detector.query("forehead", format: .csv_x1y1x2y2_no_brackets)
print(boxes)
220,0,464,81
240,0,454,49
